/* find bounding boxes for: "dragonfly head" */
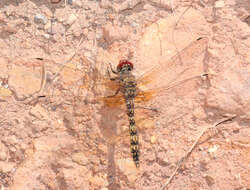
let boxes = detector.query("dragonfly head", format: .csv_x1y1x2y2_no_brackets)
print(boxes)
117,60,134,72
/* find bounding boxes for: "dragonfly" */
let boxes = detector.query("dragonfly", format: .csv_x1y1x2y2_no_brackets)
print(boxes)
40,37,209,168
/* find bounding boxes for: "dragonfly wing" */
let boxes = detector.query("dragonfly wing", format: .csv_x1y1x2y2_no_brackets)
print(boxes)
134,74,204,104
40,55,124,109
96,94,125,108
136,37,208,90
85,64,125,108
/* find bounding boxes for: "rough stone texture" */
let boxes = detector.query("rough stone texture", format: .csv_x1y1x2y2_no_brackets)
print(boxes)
0,0,249,190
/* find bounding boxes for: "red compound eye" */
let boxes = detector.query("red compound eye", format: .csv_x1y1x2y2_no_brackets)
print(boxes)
117,60,134,71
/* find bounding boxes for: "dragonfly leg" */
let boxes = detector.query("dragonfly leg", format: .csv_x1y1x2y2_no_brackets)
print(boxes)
135,106,158,113
107,64,119,81
106,87,120,98
108,62,118,74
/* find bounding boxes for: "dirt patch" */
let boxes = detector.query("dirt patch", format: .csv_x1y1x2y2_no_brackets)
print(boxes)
0,0,249,190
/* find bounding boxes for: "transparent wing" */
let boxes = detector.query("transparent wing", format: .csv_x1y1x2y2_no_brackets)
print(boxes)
39,55,125,110
136,37,208,90
134,74,204,104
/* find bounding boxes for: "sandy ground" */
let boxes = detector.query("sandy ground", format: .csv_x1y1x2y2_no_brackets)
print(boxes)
0,0,249,190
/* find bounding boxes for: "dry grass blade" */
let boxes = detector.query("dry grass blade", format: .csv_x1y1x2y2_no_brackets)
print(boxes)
51,35,84,82
159,115,236,190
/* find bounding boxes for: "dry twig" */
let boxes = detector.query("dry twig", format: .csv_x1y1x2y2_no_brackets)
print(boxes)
51,35,84,82
159,115,236,190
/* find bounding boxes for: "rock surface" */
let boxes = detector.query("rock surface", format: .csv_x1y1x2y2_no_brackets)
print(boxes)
0,0,249,190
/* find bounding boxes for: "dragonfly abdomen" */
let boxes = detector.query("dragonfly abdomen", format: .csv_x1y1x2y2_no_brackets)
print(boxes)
125,98,139,167
124,77,139,167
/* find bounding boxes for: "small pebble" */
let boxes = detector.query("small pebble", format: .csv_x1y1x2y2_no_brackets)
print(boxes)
150,136,157,144
51,0,61,3
65,13,77,25
67,0,82,6
83,28,88,36
215,0,225,8
208,145,218,153
34,14,48,25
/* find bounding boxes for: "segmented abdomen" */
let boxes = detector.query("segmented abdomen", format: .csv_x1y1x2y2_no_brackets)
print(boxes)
123,78,139,167
125,98,139,167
